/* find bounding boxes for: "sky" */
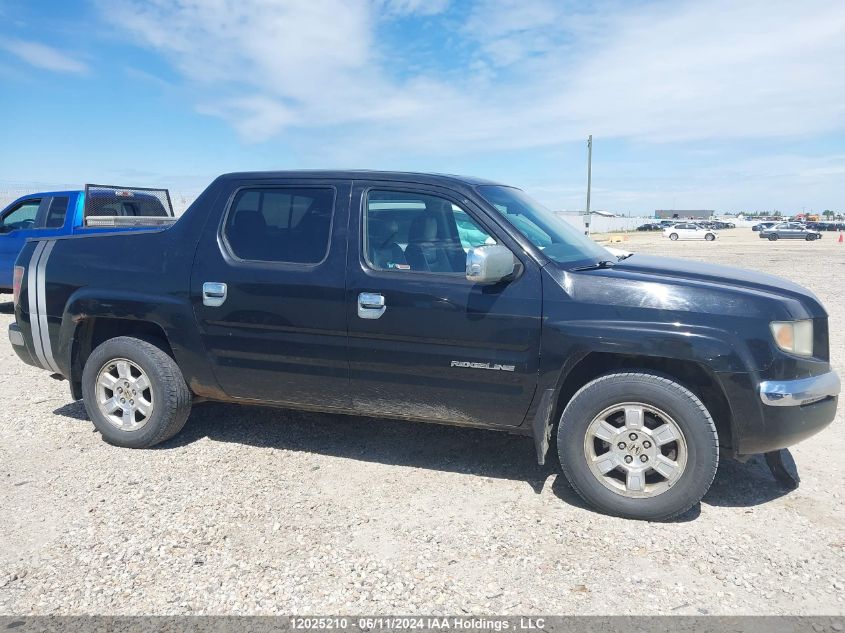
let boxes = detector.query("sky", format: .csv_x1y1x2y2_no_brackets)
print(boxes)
0,0,844,215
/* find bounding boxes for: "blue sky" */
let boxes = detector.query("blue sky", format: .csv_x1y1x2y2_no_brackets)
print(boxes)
1,0,843,214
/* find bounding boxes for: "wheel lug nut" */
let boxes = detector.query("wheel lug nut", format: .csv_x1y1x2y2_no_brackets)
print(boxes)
617,442,626,449
624,455,633,464
120,398,125,404
640,455,648,463
132,390,137,395
130,400,134,406
643,440,652,448
629,432,638,441
124,381,129,387
117,387,123,393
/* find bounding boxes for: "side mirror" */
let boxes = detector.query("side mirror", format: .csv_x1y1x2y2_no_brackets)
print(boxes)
466,244,515,284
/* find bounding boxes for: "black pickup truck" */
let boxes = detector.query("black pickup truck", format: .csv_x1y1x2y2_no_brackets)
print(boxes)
8,171,840,520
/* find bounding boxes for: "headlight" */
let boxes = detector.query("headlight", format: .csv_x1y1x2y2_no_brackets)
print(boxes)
770,320,813,356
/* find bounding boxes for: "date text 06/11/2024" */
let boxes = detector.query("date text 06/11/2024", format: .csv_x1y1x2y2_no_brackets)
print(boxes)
291,617,548,630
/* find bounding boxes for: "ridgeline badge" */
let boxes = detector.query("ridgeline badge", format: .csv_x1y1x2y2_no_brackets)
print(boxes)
450,360,516,372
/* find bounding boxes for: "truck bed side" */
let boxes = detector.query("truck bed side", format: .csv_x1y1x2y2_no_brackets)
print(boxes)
13,180,223,397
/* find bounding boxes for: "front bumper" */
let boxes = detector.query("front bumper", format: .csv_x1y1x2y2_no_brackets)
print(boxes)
760,371,840,406
718,370,840,455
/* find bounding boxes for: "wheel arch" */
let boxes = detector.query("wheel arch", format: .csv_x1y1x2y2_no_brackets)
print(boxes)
550,352,734,455
67,317,175,400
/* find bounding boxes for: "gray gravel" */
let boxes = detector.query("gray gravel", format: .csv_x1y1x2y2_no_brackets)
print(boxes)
0,230,843,615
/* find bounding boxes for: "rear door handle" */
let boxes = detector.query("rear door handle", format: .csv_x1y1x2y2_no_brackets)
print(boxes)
358,292,386,319
203,282,227,307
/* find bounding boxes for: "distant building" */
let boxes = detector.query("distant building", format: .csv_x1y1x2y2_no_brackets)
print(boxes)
655,209,714,220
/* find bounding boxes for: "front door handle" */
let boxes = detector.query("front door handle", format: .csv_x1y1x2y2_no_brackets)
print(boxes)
358,292,386,319
203,282,227,307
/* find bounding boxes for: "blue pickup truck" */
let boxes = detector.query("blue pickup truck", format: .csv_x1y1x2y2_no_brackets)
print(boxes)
0,185,174,291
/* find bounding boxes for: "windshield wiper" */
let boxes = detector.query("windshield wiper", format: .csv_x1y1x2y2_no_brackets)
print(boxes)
616,252,634,261
572,259,616,271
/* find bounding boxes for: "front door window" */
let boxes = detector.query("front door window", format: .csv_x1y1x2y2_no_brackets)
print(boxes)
0,200,41,233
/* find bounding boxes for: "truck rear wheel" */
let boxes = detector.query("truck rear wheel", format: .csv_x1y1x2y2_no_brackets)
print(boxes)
81,336,192,448
557,372,718,521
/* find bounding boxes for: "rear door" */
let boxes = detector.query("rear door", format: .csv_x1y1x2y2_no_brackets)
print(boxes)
0,195,71,288
346,182,542,428
788,223,805,238
190,178,352,409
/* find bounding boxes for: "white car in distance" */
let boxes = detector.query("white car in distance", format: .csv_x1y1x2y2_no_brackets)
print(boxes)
663,222,718,241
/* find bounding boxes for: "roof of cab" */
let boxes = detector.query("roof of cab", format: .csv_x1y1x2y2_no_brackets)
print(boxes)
217,170,505,187
15,190,82,198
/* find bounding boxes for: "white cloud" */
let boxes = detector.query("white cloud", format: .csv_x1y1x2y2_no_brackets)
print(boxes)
97,0,845,153
556,0,845,142
0,39,88,74
376,0,450,16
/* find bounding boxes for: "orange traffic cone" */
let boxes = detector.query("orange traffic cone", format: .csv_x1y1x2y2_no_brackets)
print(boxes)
839,231,844,243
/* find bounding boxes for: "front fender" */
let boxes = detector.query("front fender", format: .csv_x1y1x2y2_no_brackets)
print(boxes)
547,319,754,375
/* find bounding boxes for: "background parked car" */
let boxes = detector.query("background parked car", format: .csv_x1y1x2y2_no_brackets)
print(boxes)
636,223,662,231
752,221,777,232
663,222,718,241
760,222,822,241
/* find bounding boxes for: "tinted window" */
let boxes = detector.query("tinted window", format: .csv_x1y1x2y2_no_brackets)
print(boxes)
365,190,495,273
224,187,334,263
0,200,41,233
86,198,169,218
45,196,69,228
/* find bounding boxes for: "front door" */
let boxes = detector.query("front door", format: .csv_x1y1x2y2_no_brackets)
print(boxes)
346,183,542,428
190,179,352,410
0,195,71,289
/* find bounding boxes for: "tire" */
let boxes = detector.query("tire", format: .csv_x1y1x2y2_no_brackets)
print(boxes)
557,372,718,521
806,234,816,241
81,336,192,448
768,234,778,241
705,233,715,241
669,233,679,241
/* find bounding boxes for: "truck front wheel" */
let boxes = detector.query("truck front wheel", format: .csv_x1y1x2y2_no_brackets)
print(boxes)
557,372,718,521
81,336,192,448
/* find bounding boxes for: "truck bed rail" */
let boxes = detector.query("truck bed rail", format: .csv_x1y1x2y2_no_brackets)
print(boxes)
84,216,178,228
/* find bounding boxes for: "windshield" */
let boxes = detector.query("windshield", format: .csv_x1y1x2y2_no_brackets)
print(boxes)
476,185,611,266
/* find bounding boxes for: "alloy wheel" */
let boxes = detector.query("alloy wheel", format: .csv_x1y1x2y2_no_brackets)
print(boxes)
583,402,688,498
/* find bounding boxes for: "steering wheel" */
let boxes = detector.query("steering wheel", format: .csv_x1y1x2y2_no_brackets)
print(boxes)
4,219,36,232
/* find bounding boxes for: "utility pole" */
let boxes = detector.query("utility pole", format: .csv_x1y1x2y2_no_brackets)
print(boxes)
585,134,592,236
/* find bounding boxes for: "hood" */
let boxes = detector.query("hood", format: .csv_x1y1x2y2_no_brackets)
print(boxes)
614,254,820,304
556,254,826,320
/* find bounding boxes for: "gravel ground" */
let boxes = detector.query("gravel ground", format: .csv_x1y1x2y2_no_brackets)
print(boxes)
0,229,843,615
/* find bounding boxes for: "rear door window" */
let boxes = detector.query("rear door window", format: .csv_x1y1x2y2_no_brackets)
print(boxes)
223,186,335,264
44,196,69,228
